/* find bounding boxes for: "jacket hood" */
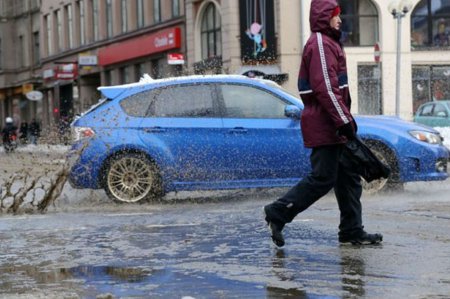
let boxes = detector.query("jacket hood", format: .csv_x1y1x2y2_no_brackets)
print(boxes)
310,0,339,33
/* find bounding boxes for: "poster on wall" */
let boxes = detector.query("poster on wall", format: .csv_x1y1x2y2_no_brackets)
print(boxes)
239,0,276,64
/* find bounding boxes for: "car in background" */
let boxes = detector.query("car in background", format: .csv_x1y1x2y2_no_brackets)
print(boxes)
414,100,450,127
68,75,449,203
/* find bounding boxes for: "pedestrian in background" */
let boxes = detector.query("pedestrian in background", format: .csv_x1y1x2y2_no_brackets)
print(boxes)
29,118,40,145
19,122,28,144
263,0,382,247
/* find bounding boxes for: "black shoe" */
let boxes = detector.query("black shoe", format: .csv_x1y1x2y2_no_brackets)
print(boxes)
263,206,285,247
339,231,383,245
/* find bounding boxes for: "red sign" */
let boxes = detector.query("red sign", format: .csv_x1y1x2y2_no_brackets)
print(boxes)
55,63,78,79
167,53,184,65
374,43,381,63
98,27,182,66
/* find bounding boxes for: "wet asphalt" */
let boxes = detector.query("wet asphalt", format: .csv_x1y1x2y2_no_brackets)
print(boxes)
1,148,450,298
1,176,450,298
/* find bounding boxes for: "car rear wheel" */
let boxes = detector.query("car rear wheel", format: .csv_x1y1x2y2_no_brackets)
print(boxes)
104,153,162,203
361,143,403,194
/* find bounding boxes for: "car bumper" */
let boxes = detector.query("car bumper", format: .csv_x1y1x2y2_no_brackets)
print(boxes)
398,144,449,182
67,139,108,189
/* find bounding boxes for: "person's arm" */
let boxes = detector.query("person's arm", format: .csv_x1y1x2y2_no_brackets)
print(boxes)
308,34,352,128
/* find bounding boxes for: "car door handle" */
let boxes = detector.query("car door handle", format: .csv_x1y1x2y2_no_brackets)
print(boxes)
143,127,166,133
228,127,248,134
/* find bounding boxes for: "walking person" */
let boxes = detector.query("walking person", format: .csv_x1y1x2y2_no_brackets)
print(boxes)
19,122,28,145
263,0,382,247
28,118,41,145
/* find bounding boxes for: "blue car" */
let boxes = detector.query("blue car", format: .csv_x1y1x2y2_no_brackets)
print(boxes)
69,75,449,203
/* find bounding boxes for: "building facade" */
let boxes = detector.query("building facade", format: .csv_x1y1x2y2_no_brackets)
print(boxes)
1,0,450,134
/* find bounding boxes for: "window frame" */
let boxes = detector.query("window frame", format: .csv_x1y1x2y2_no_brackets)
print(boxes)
217,83,291,119
200,3,222,60
411,0,450,50
338,0,379,47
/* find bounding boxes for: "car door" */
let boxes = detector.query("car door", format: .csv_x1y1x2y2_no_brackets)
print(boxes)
218,83,310,181
138,83,225,182
432,102,450,127
415,103,435,126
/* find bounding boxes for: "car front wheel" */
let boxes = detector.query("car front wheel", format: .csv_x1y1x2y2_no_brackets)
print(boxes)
104,153,162,203
361,143,404,194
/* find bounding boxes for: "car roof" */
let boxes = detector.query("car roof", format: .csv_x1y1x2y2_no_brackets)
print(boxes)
98,74,276,99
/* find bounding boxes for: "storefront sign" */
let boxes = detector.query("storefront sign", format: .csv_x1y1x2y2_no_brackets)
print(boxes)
167,53,185,65
43,69,55,79
78,55,98,66
98,27,182,66
26,90,43,101
55,63,78,80
22,83,34,94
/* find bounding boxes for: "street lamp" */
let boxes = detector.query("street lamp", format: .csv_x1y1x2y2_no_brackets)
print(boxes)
389,0,412,117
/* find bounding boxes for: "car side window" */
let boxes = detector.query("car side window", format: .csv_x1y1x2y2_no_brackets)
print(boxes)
433,103,448,117
148,84,218,117
419,104,433,116
120,91,154,117
219,84,288,118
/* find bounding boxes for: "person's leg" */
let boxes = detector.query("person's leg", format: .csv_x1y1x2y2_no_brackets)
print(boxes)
334,159,363,237
335,152,382,244
264,145,343,246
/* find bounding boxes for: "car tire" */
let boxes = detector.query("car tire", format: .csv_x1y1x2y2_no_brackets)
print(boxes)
361,141,404,194
104,153,163,203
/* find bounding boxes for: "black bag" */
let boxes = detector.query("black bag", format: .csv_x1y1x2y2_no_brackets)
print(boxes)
343,137,391,182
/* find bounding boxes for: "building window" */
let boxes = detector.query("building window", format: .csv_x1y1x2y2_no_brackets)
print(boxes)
45,14,53,55
172,0,180,17
201,3,222,60
121,0,128,33
0,38,2,69
338,0,378,47
135,63,145,81
93,0,99,40
104,70,111,86
358,64,382,115
66,4,74,48
411,0,450,49
18,35,25,67
154,0,161,23
120,66,130,84
79,0,85,45
106,0,113,37
412,65,450,112
33,31,40,65
137,0,145,28
56,10,63,50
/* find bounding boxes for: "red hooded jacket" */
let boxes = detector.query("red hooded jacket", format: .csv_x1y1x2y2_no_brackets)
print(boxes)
298,0,354,148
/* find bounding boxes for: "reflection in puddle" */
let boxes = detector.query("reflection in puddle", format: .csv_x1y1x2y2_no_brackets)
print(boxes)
0,264,154,297
69,265,151,283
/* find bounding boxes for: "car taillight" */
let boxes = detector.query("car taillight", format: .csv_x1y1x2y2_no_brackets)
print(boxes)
72,127,95,141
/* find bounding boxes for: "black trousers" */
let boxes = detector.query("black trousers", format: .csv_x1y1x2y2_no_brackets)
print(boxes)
267,143,363,237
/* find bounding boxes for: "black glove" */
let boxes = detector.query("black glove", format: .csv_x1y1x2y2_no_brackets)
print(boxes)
337,122,356,140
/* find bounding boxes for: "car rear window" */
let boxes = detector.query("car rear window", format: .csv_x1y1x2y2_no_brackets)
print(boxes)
120,90,155,117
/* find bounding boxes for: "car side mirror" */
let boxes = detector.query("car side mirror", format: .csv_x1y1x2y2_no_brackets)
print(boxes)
436,111,447,117
284,105,301,119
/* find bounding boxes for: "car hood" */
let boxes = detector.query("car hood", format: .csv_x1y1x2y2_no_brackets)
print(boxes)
355,115,440,134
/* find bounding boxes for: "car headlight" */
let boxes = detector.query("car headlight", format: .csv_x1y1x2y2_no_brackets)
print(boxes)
409,130,443,144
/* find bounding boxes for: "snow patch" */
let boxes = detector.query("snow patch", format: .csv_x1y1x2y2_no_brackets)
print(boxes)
434,127,450,150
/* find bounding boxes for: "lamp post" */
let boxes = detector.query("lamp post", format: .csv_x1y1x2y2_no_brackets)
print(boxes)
389,0,412,117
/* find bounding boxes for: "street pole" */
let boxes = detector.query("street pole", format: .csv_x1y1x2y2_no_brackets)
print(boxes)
395,15,402,117
389,0,412,118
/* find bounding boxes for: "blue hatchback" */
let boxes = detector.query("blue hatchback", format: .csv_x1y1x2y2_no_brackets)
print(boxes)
69,75,449,203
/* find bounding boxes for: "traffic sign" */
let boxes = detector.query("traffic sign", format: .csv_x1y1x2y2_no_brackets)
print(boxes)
374,43,381,63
